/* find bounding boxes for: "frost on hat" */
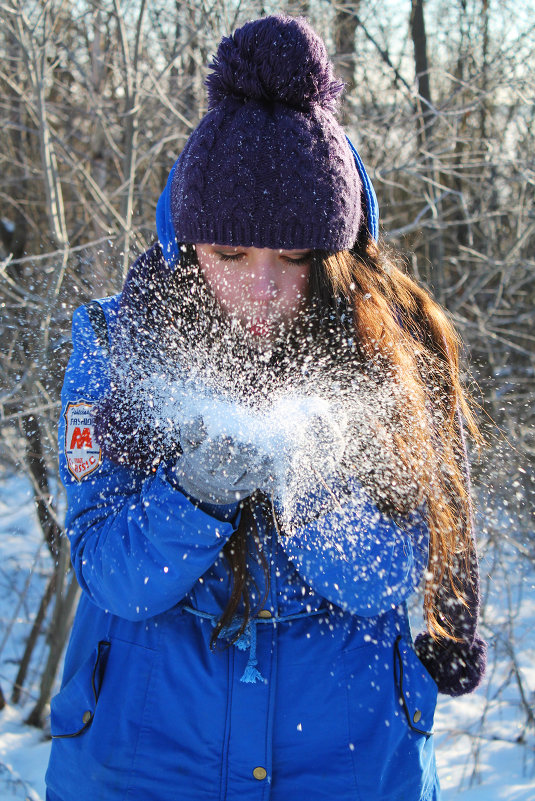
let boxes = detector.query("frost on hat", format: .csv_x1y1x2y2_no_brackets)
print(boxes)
170,15,364,251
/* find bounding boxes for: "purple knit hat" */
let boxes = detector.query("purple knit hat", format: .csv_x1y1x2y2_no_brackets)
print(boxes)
169,15,365,251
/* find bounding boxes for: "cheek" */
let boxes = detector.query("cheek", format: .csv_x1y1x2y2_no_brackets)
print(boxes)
280,268,310,309
201,265,240,313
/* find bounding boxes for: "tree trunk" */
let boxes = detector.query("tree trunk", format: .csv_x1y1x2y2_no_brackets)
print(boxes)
115,0,148,281
410,0,433,144
22,415,61,560
25,542,80,728
409,0,444,299
480,0,489,142
332,1,360,124
11,572,57,704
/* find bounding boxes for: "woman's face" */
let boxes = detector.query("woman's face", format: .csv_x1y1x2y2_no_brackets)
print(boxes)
195,244,311,341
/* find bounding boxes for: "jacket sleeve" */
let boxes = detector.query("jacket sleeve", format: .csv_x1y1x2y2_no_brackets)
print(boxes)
59,304,239,621
279,481,428,617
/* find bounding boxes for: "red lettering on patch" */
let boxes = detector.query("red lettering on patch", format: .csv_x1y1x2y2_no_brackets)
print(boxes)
69,427,93,450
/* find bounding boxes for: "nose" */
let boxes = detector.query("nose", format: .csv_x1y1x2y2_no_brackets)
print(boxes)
250,252,278,302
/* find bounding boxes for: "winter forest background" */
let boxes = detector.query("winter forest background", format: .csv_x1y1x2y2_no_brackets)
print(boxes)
0,0,534,798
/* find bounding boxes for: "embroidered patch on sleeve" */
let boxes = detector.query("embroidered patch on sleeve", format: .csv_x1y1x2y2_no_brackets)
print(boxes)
64,401,102,481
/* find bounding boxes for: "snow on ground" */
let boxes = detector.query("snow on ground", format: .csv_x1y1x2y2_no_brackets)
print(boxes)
0,705,48,800
0,472,533,800
436,508,535,800
0,473,52,800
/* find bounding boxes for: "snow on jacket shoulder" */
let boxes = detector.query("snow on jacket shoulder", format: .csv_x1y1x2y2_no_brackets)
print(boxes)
46,298,441,801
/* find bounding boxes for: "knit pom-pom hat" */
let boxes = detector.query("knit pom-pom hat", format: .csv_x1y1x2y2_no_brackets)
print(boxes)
166,15,374,253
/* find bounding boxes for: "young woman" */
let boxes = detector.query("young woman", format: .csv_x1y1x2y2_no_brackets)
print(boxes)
46,15,486,801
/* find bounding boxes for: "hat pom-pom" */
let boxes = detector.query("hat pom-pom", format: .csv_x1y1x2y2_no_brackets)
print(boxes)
206,15,344,113
414,632,487,697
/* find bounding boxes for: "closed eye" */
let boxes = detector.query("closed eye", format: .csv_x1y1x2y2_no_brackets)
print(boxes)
216,252,246,262
280,254,312,265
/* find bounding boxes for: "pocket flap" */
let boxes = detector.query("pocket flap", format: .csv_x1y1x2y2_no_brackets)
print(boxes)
51,640,110,738
394,636,437,735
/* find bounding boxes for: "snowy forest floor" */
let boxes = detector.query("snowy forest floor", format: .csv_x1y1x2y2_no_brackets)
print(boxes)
0,472,533,800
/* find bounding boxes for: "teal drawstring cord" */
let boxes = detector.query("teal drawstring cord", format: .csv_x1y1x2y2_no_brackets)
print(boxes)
182,605,325,684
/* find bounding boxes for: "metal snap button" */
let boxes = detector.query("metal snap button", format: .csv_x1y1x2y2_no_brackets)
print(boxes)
82,710,92,724
257,610,272,619
413,709,422,724
253,767,267,781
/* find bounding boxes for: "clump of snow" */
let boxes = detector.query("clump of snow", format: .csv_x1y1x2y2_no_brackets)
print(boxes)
156,379,349,501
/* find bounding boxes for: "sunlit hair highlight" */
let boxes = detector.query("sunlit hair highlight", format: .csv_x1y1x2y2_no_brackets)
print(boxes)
311,240,481,641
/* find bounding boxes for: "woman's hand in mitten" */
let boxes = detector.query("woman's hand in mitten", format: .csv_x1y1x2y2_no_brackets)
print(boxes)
171,416,275,505
273,402,348,522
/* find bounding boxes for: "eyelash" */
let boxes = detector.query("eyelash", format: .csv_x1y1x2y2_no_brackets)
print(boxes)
216,253,311,264
218,253,245,262
282,254,311,265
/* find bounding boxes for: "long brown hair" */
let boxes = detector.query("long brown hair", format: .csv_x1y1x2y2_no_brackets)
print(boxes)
317,239,481,640
209,236,481,647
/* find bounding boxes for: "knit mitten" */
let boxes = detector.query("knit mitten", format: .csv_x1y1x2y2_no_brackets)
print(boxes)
414,632,487,696
415,546,487,696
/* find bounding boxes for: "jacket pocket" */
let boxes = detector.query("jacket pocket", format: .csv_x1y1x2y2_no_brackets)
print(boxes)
393,635,437,736
51,640,110,738
342,637,438,801
50,637,155,774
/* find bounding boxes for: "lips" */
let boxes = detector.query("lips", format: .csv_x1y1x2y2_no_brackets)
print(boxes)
248,319,272,338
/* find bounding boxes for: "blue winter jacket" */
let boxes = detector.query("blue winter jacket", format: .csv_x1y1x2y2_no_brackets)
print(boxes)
46,295,440,801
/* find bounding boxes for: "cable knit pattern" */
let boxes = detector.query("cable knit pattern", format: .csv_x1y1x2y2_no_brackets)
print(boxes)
170,15,363,250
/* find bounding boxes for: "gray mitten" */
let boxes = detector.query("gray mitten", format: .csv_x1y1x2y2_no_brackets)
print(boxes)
173,416,275,505
276,406,348,531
